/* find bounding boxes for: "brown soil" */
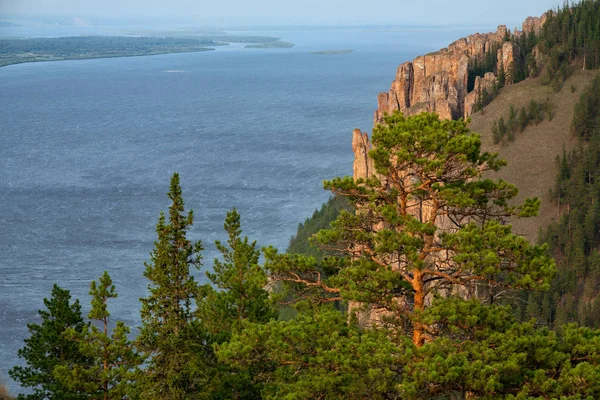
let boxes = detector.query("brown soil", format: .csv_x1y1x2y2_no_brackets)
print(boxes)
469,69,598,241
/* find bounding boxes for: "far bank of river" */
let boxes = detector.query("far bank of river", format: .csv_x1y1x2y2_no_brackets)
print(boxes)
0,34,294,67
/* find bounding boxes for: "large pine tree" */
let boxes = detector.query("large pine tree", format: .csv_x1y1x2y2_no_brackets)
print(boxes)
266,112,556,346
136,173,204,399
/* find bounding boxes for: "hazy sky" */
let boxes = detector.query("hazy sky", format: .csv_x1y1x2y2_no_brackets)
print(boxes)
0,0,562,27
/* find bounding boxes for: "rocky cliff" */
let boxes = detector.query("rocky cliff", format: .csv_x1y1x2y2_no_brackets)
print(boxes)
373,13,550,124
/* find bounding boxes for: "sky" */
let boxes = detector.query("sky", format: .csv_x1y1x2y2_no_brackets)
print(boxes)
0,0,563,27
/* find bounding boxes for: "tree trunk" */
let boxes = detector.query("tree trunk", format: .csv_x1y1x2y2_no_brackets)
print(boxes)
412,270,425,347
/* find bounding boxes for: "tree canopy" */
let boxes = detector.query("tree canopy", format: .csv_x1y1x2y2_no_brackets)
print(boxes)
267,112,555,346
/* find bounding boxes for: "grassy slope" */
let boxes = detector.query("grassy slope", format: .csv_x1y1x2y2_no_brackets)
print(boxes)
469,69,598,241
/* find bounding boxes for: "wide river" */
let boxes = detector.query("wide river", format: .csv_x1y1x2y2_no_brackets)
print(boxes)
0,25,485,392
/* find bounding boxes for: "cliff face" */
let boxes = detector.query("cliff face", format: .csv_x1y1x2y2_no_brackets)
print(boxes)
373,13,550,124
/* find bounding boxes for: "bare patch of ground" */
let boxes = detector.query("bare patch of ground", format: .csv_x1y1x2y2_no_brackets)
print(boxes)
469,70,598,241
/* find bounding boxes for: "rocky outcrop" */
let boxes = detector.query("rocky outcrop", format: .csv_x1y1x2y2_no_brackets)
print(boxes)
374,26,508,123
375,52,469,122
374,13,550,124
352,129,374,181
464,72,498,116
497,41,521,83
520,12,552,36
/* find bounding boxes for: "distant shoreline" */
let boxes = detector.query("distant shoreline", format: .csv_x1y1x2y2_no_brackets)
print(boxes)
0,48,216,68
0,35,295,68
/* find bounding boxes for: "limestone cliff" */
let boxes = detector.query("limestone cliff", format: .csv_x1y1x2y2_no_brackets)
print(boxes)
373,12,551,124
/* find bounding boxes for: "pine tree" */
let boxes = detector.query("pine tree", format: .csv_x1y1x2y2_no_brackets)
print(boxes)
136,172,204,399
53,271,141,399
518,106,529,132
9,285,88,400
265,112,555,346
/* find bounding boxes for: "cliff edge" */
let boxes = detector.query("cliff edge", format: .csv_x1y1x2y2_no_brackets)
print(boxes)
373,13,550,124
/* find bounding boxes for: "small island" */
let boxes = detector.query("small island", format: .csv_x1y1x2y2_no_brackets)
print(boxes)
310,49,354,55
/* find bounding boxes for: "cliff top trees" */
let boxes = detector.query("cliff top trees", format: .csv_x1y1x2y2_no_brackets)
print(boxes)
267,112,555,346
136,172,204,399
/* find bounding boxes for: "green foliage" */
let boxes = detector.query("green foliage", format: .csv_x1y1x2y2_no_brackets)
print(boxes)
540,0,600,88
216,306,406,399
498,60,506,88
203,209,276,335
8,141,600,398
468,42,501,92
401,297,600,399
136,172,205,399
9,285,88,400
491,99,553,144
573,73,600,140
266,112,555,347
53,271,142,399
286,196,351,258
540,74,600,329
196,209,276,398
509,31,540,84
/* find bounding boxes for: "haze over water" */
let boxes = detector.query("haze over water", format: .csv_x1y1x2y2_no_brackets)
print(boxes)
0,26,482,393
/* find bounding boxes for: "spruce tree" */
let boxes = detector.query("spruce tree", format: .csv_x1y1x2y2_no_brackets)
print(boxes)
204,209,275,333
9,285,88,400
497,60,506,88
53,271,141,399
136,172,204,399
197,209,276,398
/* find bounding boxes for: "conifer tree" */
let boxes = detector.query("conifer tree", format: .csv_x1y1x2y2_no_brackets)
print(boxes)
136,173,204,399
202,208,275,337
265,112,555,346
53,271,141,399
9,285,88,400
217,306,404,399
196,209,275,398
497,60,506,88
